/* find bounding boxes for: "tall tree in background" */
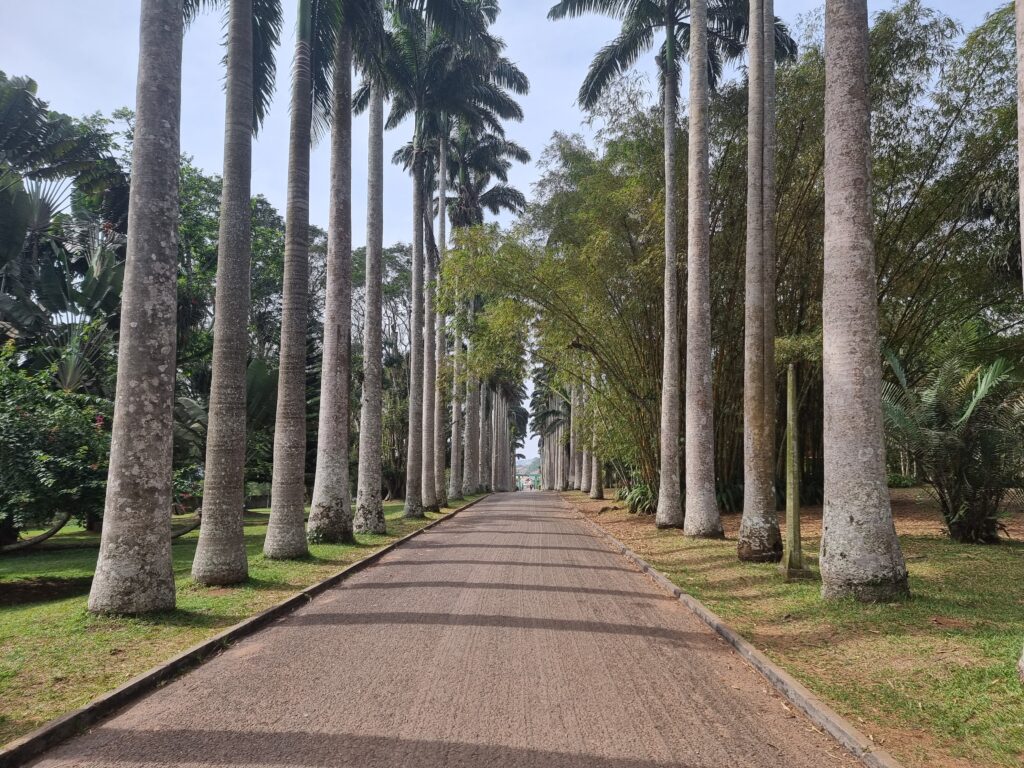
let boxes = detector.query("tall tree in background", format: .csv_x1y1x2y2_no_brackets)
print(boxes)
682,0,721,539
192,0,283,585
738,0,782,562
819,0,908,601
1017,0,1024,294
309,18,355,542
354,82,387,533
265,0,333,557
88,0,184,613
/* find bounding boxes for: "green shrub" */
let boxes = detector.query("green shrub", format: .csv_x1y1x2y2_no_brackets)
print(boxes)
0,344,110,541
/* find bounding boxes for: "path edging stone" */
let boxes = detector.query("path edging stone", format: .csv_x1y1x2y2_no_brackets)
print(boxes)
568,498,904,768
0,494,491,768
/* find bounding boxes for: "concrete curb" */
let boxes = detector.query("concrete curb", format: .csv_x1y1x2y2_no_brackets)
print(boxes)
0,494,491,768
567,498,904,768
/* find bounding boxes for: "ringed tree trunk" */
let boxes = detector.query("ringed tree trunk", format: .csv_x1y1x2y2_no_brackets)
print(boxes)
763,0,779,507
89,0,182,614
434,131,449,506
820,0,909,602
192,0,254,585
738,0,782,563
265,0,313,559
309,27,354,543
448,330,464,501
479,384,491,491
421,174,439,513
1018,0,1024,294
580,387,592,495
461,305,480,497
354,84,386,534
403,125,426,519
655,1,683,529
683,0,723,539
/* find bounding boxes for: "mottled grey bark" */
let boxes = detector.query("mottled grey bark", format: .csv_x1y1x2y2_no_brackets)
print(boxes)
683,0,723,540
403,138,426,519
309,28,354,544
192,0,253,585
433,134,449,506
421,178,439,513
589,448,604,501
762,0,779,513
738,0,782,562
265,0,312,559
580,386,592,495
461,309,480,496
1018,0,1024,295
88,0,183,614
354,85,386,535
820,0,909,601
479,384,491,492
490,390,501,491
655,1,683,529
447,333,463,501
569,386,578,490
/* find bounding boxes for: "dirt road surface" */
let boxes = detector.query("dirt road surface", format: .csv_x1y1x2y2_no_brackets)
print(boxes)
33,493,859,767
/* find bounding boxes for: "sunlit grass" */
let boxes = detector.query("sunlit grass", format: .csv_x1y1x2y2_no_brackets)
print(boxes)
567,491,1024,768
0,495,486,746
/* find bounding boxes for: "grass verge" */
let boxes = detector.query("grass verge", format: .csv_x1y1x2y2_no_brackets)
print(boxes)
565,489,1024,768
0,495,486,746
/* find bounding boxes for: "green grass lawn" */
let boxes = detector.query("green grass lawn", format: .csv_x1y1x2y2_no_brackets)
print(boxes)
568,491,1024,768
0,496,486,747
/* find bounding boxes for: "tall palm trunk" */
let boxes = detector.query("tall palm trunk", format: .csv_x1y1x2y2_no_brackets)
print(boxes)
580,387,592,495
192,0,254,585
265,0,313,558
820,0,908,601
447,330,463,501
1018,0,1024,295
683,0,722,539
433,134,449,507
421,176,439,513
738,0,782,562
88,0,183,613
354,84,386,534
403,126,426,519
309,26,354,543
479,384,491,491
461,303,479,496
655,0,682,529
763,0,778,508
569,385,578,490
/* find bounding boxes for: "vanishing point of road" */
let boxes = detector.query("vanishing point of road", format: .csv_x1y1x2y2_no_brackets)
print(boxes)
33,493,859,768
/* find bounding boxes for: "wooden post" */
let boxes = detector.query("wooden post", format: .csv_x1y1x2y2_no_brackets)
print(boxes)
781,363,814,581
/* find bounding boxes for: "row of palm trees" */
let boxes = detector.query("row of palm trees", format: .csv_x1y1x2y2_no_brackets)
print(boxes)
551,0,910,601
88,0,529,613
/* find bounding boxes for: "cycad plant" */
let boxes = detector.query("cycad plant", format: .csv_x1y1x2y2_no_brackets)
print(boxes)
883,353,1024,543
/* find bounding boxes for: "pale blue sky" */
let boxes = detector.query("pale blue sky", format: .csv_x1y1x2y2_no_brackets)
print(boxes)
1,1,1000,248
0,1,1002,460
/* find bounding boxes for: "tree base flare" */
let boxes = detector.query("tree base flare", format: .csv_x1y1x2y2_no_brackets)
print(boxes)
821,574,910,603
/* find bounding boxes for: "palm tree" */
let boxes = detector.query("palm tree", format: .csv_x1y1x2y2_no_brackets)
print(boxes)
309,18,355,543
447,321,464,501
819,0,908,601
192,0,283,585
462,302,481,495
265,0,336,558
738,0,782,562
446,126,530,228
1017,0,1024,295
432,125,450,508
549,0,793,530
88,0,184,614
682,0,722,539
354,82,387,534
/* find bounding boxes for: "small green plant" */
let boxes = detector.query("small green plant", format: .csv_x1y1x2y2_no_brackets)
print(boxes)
886,472,917,489
621,482,656,516
883,352,1024,543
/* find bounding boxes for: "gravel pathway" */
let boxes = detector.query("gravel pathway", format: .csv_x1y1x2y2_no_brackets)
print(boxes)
33,492,859,767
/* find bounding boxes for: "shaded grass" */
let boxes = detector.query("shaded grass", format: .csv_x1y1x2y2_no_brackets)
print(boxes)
567,492,1024,768
0,496,486,746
